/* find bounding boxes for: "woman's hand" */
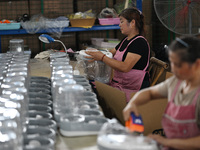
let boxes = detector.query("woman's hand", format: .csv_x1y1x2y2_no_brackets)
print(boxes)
148,134,169,148
85,51,105,62
123,102,140,121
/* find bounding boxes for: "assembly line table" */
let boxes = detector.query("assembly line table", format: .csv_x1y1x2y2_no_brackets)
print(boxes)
29,58,99,150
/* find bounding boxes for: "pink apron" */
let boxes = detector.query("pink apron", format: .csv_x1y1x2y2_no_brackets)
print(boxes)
162,80,200,150
109,36,150,102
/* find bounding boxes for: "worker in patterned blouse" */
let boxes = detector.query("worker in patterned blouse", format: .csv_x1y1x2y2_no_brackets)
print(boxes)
86,7,150,102
123,36,200,150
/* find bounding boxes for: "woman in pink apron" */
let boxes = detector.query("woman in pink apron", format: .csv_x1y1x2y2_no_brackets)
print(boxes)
86,7,150,102
123,36,200,150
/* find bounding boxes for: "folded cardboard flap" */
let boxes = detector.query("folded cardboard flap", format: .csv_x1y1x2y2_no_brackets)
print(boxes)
138,99,168,135
95,81,168,136
95,81,126,124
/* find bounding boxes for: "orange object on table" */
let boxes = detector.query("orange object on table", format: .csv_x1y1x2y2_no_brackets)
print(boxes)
125,112,144,133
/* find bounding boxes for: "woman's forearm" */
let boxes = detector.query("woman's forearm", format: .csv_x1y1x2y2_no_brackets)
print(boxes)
102,56,128,72
129,88,156,106
123,87,163,119
166,136,200,150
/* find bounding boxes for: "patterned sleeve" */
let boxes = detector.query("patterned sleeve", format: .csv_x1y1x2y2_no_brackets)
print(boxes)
153,76,177,99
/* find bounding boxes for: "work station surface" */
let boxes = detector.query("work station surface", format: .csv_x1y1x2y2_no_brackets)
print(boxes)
29,58,99,150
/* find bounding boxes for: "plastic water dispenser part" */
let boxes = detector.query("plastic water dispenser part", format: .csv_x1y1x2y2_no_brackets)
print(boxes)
9,39,24,53
97,134,159,150
79,49,113,60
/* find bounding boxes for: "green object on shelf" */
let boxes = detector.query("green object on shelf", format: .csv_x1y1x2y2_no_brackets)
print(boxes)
114,0,133,14
41,0,44,14
106,0,108,7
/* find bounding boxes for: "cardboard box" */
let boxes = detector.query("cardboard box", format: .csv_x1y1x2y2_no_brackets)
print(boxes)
95,81,168,136
70,18,96,28
91,38,120,49
95,71,173,135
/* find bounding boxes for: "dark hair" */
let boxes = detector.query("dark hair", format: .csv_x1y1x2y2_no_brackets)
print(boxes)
169,36,200,64
119,7,145,36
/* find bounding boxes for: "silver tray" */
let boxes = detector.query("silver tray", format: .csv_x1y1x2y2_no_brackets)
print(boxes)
29,87,51,94
24,137,54,150
78,97,98,104
29,99,53,107
54,109,103,123
28,118,57,131
29,104,52,113
59,115,108,137
29,111,53,119
29,92,52,101
25,126,56,141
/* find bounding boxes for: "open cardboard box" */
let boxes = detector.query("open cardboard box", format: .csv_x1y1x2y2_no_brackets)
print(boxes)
95,71,173,135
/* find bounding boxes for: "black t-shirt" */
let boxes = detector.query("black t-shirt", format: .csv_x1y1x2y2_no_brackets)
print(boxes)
115,35,149,70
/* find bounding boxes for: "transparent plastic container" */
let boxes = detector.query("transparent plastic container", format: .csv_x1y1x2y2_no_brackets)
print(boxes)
9,39,24,54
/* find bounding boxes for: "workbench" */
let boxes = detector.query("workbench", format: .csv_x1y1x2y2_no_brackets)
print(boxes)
29,58,99,150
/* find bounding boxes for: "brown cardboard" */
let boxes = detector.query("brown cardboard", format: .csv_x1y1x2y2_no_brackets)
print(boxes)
95,73,170,135
70,18,96,27
138,99,168,135
95,81,126,124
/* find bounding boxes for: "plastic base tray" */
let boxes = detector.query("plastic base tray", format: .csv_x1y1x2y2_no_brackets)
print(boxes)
60,129,99,137
0,23,20,30
54,108,103,123
59,116,108,137
97,134,159,150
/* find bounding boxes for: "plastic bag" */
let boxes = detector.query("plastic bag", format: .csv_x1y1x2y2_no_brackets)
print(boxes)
21,14,45,34
45,16,69,38
98,7,118,18
95,61,112,83
74,54,96,80
74,55,88,77
21,15,69,38
75,49,112,82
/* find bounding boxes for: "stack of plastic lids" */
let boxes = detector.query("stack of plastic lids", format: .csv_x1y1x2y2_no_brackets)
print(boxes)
0,52,56,150
25,76,56,150
50,56,109,137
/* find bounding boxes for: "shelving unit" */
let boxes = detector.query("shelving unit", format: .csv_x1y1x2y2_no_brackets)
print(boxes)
0,25,120,36
0,25,120,53
0,0,143,57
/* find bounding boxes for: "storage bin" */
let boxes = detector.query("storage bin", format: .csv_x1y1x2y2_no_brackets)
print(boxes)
98,18,120,25
91,38,120,49
0,23,20,30
70,18,96,27
45,20,69,28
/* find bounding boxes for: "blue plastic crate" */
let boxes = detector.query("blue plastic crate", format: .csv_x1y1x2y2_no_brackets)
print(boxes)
0,23,20,30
